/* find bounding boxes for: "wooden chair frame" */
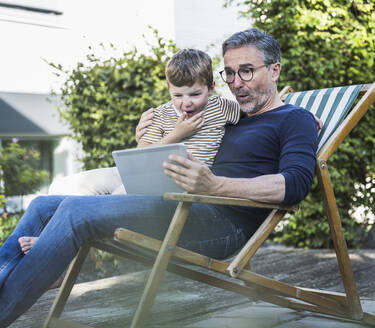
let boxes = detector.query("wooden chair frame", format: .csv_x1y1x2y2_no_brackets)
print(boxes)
44,83,375,328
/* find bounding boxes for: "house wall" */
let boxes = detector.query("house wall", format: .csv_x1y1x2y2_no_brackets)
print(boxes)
0,0,249,190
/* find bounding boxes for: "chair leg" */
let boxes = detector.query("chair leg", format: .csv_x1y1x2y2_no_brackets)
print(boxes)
317,160,363,320
130,201,192,328
227,209,286,277
43,242,91,328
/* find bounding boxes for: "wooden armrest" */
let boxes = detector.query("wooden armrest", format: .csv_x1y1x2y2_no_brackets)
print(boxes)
163,192,298,211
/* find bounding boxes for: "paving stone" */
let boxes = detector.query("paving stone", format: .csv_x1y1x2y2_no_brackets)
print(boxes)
277,316,368,328
8,248,375,328
182,303,300,328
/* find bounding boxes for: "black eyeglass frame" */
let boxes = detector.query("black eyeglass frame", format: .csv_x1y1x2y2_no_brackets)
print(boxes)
219,64,273,84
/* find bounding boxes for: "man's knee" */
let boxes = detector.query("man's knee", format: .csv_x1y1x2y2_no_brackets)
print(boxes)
28,195,50,210
48,176,71,195
48,168,122,196
48,173,90,195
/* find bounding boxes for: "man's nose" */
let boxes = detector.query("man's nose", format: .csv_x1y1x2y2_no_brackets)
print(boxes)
231,73,245,88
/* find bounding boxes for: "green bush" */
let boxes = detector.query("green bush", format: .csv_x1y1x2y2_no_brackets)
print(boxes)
51,29,178,170
0,142,49,246
0,213,21,247
0,141,49,198
225,0,375,248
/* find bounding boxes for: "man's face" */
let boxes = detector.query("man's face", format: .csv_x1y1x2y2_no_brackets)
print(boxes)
223,45,279,115
168,81,214,118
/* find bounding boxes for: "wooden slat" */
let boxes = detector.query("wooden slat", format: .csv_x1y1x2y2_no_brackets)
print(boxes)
279,85,294,99
115,228,348,315
227,209,286,277
163,192,298,211
129,201,192,328
360,83,373,94
165,262,349,319
299,287,348,307
316,160,363,319
94,239,357,322
43,243,91,328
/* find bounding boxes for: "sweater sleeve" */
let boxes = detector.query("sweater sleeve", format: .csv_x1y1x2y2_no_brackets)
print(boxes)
279,108,318,204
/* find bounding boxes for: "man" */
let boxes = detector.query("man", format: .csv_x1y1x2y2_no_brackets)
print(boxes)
0,28,317,326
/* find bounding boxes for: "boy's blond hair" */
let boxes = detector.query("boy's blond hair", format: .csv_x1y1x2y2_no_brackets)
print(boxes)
165,49,213,88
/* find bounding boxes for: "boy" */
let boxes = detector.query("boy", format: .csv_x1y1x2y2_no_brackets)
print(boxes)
19,49,241,255
138,48,241,167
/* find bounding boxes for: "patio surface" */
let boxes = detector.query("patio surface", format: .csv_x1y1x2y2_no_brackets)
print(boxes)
9,247,375,328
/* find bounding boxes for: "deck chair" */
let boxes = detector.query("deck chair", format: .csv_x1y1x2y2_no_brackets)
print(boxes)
44,82,375,328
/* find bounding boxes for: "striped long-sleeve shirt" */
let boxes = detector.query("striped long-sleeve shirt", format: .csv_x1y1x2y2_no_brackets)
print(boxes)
140,96,241,166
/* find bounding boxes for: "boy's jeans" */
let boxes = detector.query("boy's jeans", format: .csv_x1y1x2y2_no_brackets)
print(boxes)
0,194,247,327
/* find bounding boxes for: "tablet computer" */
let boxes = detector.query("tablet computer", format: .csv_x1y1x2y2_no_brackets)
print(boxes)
112,143,188,196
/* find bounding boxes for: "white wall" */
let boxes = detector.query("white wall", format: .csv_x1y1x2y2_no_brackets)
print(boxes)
0,0,176,94
0,0,248,94
174,0,250,54
174,0,250,98
0,0,249,180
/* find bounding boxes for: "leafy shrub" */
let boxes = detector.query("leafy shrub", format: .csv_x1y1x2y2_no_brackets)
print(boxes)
51,29,178,170
0,141,49,198
0,141,49,246
225,0,375,248
0,213,21,247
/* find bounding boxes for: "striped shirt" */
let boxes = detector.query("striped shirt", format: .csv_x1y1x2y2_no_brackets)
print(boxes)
141,96,241,166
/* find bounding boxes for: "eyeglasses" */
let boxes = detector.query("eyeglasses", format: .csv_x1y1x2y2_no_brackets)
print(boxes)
219,64,271,84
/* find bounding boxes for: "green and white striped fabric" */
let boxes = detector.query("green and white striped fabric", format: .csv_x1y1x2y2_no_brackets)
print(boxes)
284,85,362,151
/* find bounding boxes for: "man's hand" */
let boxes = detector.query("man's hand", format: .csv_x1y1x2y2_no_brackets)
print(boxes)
312,113,323,130
163,153,217,194
169,111,204,141
135,108,154,143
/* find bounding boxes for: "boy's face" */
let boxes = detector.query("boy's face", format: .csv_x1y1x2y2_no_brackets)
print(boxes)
168,81,215,118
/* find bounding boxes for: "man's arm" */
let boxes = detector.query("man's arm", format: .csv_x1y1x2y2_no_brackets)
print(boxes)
136,108,154,143
163,154,285,203
164,108,317,204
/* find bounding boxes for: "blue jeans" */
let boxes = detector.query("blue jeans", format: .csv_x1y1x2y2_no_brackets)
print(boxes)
0,194,248,327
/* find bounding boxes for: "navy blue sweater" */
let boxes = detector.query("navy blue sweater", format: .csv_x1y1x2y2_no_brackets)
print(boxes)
211,104,318,235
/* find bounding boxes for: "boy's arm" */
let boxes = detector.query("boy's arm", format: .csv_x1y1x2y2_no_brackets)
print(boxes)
138,111,205,148
138,123,190,148
219,97,241,124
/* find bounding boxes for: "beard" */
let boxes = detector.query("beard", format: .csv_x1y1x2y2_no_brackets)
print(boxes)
234,85,273,115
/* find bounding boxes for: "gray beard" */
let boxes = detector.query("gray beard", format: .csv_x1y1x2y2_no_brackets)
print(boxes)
239,86,273,114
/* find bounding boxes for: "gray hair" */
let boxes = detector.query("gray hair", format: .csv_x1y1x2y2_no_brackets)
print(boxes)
222,28,281,64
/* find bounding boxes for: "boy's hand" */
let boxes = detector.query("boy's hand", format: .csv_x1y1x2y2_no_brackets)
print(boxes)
171,111,204,141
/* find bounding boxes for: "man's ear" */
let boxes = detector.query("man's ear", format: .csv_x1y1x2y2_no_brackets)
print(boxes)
271,62,281,82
